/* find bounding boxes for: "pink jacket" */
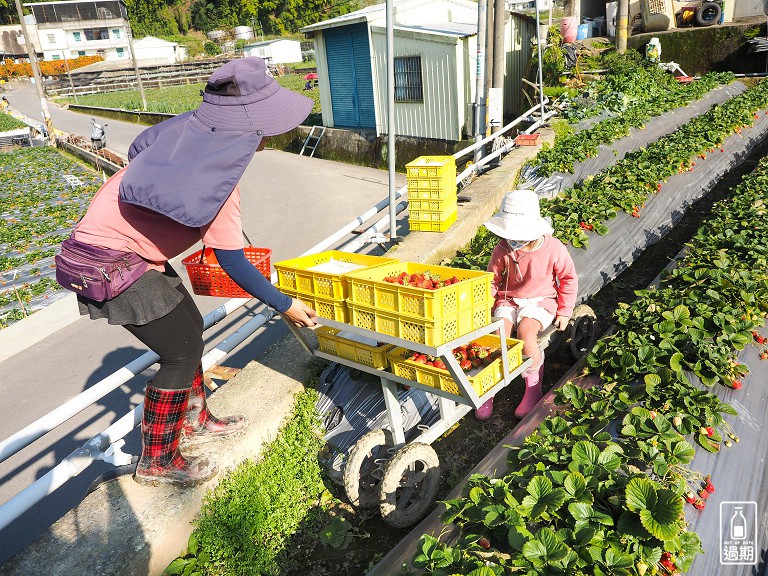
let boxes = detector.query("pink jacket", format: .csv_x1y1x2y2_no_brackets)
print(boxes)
487,234,578,317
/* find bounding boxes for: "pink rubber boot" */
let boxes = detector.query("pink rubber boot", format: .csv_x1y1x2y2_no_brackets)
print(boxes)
515,352,545,419
474,396,494,421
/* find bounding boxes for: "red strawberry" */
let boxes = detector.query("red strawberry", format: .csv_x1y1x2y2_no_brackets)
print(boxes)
705,426,715,437
413,354,427,364
433,359,446,370
460,359,473,371
705,482,715,493
684,491,697,504
693,499,706,510
698,488,709,500
757,335,765,344
478,537,491,549
732,380,742,390
761,351,768,360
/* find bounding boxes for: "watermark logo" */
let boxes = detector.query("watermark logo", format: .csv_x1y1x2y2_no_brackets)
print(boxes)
720,501,758,565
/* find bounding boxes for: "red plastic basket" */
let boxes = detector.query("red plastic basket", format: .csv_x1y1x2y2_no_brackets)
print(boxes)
182,246,271,298
515,133,540,146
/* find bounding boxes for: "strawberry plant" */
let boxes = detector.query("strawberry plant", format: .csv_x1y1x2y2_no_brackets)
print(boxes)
0,146,101,327
407,148,768,575
0,112,26,132
532,71,733,177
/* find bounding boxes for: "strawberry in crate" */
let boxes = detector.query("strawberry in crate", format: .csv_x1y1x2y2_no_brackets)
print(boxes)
382,271,461,289
406,342,501,372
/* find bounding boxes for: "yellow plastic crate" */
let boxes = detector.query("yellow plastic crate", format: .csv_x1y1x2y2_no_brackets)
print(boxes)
409,205,457,221
274,251,397,300
316,326,393,370
408,186,456,200
406,156,456,194
409,211,458,233
281,288,349,323
408,195,457,213
348,302,490,346
346,261,490,322
388,336,524,396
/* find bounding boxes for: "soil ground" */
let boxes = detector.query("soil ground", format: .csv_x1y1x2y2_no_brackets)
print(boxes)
276,135,768,576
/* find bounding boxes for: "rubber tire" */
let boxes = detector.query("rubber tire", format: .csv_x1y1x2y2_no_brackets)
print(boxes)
379,443,441,528
567,304,598,360
344,429,394,509
694,2,721,26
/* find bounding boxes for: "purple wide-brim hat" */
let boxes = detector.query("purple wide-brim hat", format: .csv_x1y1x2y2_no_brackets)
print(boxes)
119,57,313,228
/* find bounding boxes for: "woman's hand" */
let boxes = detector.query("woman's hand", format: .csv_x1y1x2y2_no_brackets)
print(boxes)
554,315,570,331
282,298,317,327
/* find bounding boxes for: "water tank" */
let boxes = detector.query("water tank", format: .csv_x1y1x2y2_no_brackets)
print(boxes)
234,26,254,40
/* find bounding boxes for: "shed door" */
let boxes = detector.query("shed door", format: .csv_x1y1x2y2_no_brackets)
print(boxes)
324,23,375,129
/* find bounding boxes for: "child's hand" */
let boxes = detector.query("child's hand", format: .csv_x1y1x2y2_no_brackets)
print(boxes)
554,315,570,331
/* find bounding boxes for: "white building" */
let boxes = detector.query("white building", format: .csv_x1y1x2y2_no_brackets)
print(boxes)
242,39,302,64
23,0,131,61
301,0,535,141
132,35,186,64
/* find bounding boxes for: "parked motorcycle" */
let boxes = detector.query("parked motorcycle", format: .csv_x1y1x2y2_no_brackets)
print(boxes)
90,118,107,150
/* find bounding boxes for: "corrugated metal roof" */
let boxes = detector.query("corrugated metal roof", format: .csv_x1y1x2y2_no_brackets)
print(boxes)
301,0,477,32
392,22,476,37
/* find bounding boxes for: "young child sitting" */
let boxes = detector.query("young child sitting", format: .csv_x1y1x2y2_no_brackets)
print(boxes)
475,189,578,420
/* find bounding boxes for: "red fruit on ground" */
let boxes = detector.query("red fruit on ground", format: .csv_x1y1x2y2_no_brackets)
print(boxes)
478,537,491,549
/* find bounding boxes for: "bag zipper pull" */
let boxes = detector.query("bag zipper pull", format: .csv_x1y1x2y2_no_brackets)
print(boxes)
123,257,132,271
100,267,111,282
117,266,124,281
80,275,88,288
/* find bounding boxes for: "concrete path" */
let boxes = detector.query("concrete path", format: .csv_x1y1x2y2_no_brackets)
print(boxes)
0,80,405,564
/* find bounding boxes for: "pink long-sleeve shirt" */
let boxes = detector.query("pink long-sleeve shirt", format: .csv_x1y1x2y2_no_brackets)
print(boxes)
487,234,578,317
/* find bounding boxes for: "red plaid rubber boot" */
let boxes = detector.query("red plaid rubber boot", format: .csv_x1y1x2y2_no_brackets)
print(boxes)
181,366,247,446
515,351,545,419
135,385,218,487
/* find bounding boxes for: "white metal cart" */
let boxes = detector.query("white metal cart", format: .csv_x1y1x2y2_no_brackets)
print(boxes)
286,316,533,528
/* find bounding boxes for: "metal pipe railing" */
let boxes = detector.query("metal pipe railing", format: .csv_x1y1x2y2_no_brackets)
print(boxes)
0,308,274,532
0,298,249,465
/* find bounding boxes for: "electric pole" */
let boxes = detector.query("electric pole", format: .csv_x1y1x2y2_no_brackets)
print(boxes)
474,0,487,163
491,0,505,134
126,21,147,110
13,0,54,144
616,0,629,53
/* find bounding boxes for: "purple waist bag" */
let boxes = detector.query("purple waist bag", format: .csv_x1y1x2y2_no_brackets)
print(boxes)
55,237,148,302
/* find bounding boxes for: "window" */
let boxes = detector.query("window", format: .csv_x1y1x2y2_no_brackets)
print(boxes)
47,33,55,43
112,28,121,38
394,56,423,102
84,28,109,41
52,54,60,60
116,47,125,57
78,51,86,57
72,32,81,42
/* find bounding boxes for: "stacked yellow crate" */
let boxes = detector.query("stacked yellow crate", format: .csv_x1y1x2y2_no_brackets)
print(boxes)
406,156,457,232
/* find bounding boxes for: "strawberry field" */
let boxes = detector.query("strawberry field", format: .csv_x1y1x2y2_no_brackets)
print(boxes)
384,68,768,574
0,147,101,327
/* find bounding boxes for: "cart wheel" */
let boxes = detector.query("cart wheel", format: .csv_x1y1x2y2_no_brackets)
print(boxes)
379,443,440,527
567,304,598,359
344,429,394,509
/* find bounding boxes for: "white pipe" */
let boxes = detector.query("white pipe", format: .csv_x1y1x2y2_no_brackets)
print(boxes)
337,201,409,253
300,187,408,256
0,298,248,465
453,101,548,161
0,308,274,532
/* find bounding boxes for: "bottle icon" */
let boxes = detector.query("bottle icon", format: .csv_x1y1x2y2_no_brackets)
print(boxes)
731,507,747,540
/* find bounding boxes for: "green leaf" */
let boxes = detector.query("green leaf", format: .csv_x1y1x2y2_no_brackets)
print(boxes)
187,532,199,556
164,559,190,575
521,476,568,519
625,477,657,512
568,502,614,526
638,489,683,541
564,471,592,502
523,527,569,567
617,510,653,539
572,441,600,466
669,352,684,372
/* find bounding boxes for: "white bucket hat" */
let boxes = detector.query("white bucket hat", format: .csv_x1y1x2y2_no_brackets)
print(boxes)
484,190,554,241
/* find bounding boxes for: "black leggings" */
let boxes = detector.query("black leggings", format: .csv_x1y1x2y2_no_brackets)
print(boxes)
123,283,204,390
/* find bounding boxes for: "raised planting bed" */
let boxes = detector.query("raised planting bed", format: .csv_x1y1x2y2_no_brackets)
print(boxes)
529,71,735,180
373,149,768,576
0,146,101,327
